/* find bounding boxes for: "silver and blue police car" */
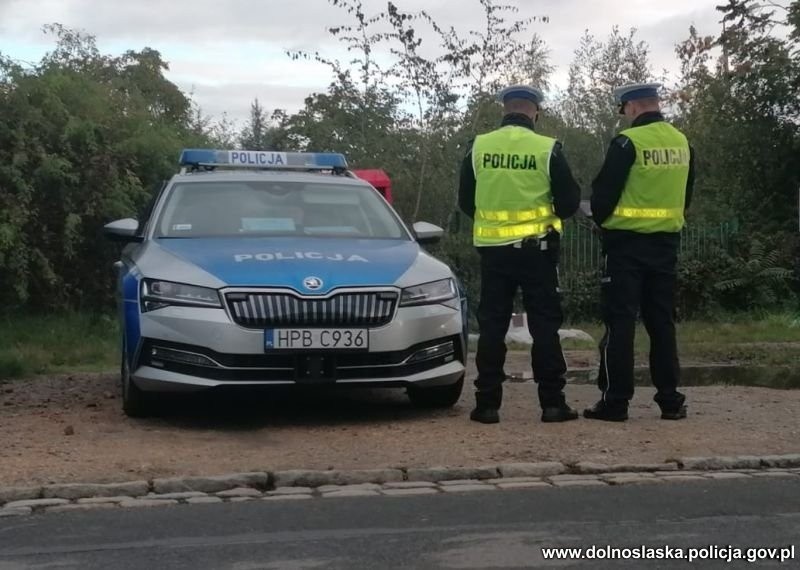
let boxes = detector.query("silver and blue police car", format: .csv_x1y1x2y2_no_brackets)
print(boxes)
104,149,467,416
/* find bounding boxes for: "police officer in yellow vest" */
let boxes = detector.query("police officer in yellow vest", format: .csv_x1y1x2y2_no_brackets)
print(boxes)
585,83,695,422
458,85,581,424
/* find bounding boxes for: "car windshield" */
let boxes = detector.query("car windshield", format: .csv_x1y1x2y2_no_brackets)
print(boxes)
154,180,408,240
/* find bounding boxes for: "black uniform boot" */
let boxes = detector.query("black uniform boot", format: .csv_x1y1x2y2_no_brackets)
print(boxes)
660,405,688,420
538,387,578,423
583,400,629,422
471,387,502,424
470,407,500,424
656,392,687,420
541,404,579,423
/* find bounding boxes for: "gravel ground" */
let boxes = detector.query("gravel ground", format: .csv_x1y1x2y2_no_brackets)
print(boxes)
1,352,799,487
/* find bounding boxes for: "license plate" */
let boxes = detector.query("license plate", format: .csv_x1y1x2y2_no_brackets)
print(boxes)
265,329,368,350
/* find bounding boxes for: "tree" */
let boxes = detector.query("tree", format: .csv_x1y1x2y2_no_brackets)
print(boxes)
239,98,273,150
188,101,239,148
674,0,800,231
501,35,555,91
273,0,552,318
4,2,799,316
560,26,656,178
791,0,800,46
0,24,213,311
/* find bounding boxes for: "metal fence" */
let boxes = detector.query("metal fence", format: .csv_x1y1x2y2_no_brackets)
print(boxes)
559,219,739,290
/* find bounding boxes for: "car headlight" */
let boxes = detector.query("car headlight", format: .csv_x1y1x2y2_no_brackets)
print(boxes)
141,279,221,312
400,278,457,307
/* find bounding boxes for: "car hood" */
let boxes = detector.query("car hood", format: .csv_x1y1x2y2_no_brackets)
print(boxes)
150,237,421,294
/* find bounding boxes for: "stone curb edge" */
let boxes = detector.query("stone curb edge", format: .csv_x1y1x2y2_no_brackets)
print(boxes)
1,453,799,514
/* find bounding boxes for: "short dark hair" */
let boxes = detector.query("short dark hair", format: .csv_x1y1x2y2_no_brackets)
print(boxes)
503,98,539,115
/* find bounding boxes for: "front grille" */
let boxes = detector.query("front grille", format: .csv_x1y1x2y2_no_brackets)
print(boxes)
225,290,399,328
139,336,463,383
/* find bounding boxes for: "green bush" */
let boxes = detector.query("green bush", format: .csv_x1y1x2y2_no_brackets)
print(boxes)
0,28,210,313
676,248,735,319
0,354,28,379
676,234,799,319
561,270,601,324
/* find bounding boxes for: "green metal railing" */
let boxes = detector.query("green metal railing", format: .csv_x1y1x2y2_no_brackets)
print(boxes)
559,219,739,290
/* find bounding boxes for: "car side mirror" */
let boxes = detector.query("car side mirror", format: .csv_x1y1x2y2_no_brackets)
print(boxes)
104,218,142,242
413,221,444,245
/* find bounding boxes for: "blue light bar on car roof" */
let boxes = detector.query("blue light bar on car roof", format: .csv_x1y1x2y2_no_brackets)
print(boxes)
179,149,348,170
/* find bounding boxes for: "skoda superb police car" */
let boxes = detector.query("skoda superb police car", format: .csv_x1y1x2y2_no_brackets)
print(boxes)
104,149,467,416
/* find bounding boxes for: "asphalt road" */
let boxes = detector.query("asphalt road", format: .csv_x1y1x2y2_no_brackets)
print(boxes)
1,479,798,569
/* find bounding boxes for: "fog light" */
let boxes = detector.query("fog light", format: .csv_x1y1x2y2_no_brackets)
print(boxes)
151,347,218,367
407,341,454,363
143,300,169,312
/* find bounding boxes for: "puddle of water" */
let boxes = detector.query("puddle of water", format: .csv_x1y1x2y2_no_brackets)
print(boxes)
563,366,800,389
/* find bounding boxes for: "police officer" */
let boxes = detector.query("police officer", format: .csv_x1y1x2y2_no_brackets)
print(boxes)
585,83,695,422
458,85,581,424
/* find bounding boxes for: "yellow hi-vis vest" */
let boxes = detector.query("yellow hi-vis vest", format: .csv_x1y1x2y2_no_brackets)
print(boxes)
602,121,690,233
471,126,561,246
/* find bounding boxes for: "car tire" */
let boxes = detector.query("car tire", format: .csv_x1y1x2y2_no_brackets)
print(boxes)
407,375,464,408
121,341,154,418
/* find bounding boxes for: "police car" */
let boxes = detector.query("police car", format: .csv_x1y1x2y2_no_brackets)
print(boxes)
104,149,468,417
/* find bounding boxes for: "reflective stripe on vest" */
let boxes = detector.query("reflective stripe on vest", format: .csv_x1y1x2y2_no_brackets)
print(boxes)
471,126,560,246
602,121,690,234
612,207,683,219
476,206,554,222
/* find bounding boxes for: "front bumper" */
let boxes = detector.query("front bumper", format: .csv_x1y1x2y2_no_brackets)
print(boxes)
131,302,465,391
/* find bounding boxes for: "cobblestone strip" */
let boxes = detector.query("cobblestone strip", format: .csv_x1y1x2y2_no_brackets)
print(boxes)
3,454,800,517
0,486,42,503
152,473,268,494
273,469,403,488
405,467,499,482
43,481,149,500
381,488,440,497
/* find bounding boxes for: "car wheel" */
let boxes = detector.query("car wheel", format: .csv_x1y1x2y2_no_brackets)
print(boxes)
407,375,464,409
121,340,154,418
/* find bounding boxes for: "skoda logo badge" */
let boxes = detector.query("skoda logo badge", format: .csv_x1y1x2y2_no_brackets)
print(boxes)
303,276,323,291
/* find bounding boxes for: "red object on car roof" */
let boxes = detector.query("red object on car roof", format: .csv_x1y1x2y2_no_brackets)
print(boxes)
352,169,393,203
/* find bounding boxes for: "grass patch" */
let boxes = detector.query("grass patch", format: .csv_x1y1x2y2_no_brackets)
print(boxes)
676,313,800,344
0,313,119,379
566,313,800,354
470,312,800,367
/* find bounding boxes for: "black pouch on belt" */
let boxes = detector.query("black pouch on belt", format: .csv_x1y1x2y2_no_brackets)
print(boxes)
542,226,561,265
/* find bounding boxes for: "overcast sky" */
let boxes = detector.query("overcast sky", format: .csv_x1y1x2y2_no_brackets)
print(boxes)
0,0,723,125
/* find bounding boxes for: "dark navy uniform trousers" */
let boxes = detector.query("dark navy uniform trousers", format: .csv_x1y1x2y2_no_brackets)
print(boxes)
474,236,568,410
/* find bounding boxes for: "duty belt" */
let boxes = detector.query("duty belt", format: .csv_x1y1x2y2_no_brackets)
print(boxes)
513,235,556,250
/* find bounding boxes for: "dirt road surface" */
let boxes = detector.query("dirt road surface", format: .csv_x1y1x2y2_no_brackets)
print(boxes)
1,352,799,486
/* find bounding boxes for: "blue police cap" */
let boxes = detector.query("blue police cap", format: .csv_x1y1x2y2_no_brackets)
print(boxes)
613,82,662,105
496,84,545,105
614,83,661,115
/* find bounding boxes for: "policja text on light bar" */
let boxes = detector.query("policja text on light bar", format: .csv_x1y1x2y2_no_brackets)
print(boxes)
178,149,348,170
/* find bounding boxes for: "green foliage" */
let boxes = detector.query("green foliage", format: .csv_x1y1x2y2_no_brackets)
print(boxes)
714,237,797,311
676,233,798,319
675,0,800,234
561,26,658,166
285,0,552,228
676,247,737,319
2,0,800,317
0,25,216,312
239,99,272,150
561,270,602,324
